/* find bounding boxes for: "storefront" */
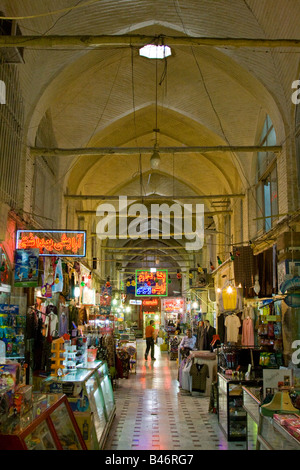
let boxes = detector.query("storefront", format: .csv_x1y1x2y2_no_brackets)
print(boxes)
0,228,117,450
161,297,185,328
142,298,161,337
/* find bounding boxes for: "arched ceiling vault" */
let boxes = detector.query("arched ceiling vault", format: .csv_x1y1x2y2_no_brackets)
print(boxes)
20,21,291,197
1,1,298,260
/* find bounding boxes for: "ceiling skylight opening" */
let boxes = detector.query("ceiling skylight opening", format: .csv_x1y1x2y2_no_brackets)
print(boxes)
139,44,172,59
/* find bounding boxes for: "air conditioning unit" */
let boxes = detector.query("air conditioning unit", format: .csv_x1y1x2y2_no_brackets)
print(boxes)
0,14,24,64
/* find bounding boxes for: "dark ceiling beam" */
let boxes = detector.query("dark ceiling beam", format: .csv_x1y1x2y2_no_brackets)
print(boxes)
1,35,300,49
77,209,232,216
65,194,244,200
30,145,281,157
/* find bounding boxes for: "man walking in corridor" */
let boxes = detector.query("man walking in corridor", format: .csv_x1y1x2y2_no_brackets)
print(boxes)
145,320,156,361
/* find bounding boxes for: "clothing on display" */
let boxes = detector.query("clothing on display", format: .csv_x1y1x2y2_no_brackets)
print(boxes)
117,349,131,378
58,303,69,336
179,351,217,397
196,323,216,351
224,314,241,343
218,286,242,313
241,317,254,347
217,313,225,343
169,336,180,360
44,312,58,339
190,363,209,392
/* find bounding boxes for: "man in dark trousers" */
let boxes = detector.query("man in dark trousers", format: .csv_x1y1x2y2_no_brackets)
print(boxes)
205,320,216,348
145,320,156,360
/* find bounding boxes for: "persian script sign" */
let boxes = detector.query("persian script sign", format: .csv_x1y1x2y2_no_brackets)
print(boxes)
16,230,86,257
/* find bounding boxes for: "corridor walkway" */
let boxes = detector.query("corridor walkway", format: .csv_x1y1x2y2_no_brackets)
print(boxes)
104,340,245,450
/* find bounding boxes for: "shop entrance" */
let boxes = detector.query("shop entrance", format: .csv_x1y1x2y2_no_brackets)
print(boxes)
142,298,161,337
143,311,161,337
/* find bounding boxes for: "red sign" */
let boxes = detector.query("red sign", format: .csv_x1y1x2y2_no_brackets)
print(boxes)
142,299,158,306
16,230,86,257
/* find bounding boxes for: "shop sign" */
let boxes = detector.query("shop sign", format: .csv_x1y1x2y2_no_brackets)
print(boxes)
14,249,39,287
129,299,142,305
162,298,184,312
135,269,168,297
142,299,158,306
16,230,86,257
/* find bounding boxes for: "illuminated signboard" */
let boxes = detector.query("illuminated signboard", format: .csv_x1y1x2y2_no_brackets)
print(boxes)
142,299,159,306
162,298,185,312
16,230,86,257
135,269,168,297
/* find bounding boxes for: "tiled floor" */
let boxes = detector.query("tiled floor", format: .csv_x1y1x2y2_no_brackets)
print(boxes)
104,340,246,450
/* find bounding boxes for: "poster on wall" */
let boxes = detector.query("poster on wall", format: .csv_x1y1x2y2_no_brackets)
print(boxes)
14,249,39,287
135,269,168,297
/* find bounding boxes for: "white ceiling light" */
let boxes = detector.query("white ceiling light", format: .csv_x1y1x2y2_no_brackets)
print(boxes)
139,44,172,59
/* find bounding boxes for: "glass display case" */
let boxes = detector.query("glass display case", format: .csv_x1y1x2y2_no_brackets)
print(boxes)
42,360,115,449
257,414,300,450
88,361,115,420
0,394,86,450
242,386,262,450
217,372,262,441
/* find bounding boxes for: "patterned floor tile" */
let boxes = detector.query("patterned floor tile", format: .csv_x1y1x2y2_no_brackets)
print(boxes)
104,340,247,450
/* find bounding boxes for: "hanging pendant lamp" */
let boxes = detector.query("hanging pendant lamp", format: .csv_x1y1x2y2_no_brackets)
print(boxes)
150,57,161,169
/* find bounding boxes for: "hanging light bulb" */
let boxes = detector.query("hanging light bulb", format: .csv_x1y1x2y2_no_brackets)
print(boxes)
227,285,233,294
150,144,161,169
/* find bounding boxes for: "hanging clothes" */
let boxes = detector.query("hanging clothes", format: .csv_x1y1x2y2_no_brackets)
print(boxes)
178,357,188,387
52,259,64,293
58,303,69,333
241,317,255,347
217,313,225,343
78,306,88,325
44,312,58,339
117,349,130,378
242,305,255,321
68,304,79,330
189,363,209,392
218,286,242,313
196,323,207,350
225,314,241,343
58,305,69,336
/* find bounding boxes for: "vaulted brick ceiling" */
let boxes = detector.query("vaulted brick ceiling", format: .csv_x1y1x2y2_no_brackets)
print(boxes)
2,0,299,200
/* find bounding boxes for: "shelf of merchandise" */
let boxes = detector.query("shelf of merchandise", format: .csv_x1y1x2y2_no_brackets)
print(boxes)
0,393,87,450
0,304,25,360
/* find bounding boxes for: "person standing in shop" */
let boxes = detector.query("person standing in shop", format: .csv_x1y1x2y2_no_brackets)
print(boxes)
145,320,156,361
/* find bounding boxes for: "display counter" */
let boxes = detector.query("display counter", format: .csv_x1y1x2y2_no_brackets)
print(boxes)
42,360,115,449
242,386,262,450
257,414,300,450
0,393,87,450
217,372,262,441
